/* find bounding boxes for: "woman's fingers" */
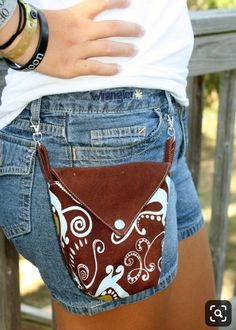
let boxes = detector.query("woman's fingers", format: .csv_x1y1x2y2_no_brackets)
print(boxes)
89,20,144,40
81,0,131,19
78,40,138,59
21,0,144,78
67,59,121,78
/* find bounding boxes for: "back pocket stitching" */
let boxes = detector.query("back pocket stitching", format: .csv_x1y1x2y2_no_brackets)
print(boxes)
91,125,147,147
0,140,36,239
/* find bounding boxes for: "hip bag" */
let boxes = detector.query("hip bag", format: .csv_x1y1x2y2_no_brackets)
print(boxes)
30,96,176,302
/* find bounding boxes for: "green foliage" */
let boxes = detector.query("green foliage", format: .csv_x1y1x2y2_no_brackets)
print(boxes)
188,0,236,10
203,74,220,107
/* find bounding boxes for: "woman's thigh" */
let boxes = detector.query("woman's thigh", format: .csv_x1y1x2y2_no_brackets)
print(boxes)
52,283,172,330
53,226,217,330
166,225,218,330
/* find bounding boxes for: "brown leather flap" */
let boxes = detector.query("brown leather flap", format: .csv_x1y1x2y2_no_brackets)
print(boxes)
51,161,170,237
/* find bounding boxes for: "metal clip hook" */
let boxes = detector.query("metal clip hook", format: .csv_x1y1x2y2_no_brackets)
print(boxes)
166,114,175,138
30,117,42,144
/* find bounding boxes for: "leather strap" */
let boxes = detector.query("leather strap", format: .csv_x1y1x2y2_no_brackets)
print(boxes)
37,144,54,184
164,138,176,164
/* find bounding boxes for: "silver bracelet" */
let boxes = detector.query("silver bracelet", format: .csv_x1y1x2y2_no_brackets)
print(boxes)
0,0,17,29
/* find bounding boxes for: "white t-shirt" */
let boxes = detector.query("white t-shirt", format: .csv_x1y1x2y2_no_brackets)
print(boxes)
0,0,194,130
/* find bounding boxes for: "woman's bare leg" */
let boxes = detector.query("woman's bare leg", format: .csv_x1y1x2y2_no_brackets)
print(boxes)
52,277,173,330
52,226,218,330
165,226,218,330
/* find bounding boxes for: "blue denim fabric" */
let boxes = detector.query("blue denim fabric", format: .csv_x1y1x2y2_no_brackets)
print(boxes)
0,88,204,315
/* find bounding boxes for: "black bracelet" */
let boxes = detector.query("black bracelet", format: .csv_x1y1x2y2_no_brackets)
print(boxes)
5,9,48,71
0,0,26,50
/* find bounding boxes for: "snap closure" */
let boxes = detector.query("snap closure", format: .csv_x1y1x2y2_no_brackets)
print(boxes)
114,219,125,230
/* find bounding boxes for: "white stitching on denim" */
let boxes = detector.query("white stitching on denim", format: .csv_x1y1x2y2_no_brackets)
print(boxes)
72,108,164,162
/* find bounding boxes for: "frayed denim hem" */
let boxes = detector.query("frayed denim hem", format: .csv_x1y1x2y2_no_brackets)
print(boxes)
177,218,205,241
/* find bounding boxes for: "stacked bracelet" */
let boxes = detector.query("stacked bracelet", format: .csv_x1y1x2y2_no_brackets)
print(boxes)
5,8,48,71
0,0,26,50
4,0,38,60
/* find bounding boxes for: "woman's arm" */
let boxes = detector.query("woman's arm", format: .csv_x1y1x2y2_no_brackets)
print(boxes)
0,0,144,78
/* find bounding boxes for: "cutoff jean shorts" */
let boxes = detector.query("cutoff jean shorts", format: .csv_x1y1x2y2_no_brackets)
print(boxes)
0,88,204,315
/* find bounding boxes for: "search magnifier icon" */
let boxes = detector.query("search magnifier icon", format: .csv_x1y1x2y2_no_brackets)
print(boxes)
214,309,223,318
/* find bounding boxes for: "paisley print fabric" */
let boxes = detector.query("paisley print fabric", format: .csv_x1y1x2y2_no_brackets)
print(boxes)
37,140,174,301
48,175,170,301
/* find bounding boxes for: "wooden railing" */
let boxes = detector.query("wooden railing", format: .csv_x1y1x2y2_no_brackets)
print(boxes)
0,8,236,330
187,9,236,297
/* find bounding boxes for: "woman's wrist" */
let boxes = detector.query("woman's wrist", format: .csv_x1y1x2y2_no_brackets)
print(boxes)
0,1,19,45
0,1,43,69
3,1,39,61
6,8,48,71
7,16,40,65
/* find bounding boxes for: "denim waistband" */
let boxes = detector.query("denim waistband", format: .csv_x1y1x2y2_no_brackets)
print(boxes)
29,88,180,121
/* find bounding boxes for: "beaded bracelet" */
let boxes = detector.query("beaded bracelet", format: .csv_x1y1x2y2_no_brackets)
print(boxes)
5,8,48,71
4,0,38,60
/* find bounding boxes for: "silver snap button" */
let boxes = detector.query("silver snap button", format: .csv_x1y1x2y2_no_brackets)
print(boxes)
114,219,125,230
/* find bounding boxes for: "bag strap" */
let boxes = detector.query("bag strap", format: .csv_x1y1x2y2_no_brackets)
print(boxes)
37,144,54,184
164,138,176,164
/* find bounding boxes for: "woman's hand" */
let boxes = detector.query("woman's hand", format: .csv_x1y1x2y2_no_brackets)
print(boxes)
16,0,144,78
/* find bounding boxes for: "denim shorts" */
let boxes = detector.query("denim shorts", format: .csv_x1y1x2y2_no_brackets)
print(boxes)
0,88,204,315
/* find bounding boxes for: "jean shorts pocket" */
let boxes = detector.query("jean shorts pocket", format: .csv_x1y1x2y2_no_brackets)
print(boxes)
71,108,164,165
0,132,35,239
90,125,147,147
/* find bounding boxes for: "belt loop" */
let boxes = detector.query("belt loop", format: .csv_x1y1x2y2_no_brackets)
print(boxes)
30,98,41,124
164,91,175,117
